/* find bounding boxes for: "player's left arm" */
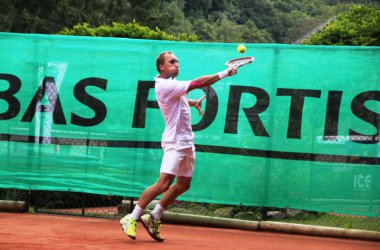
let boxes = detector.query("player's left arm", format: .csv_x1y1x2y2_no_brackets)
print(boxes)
188,95,206,116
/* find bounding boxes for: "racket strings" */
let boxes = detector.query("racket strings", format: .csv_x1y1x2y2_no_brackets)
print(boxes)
227,57,253,67
231,59,251,67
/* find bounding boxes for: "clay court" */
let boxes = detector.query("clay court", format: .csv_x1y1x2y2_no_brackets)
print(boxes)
0,212,379,250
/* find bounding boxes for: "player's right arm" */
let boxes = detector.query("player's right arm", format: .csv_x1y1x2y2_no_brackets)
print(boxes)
187,66,237,92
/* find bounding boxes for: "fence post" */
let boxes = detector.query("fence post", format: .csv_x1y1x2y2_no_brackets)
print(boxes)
33,191,39,213
261,207,268,221
129,197,134,213
28,189,33,212
81,193,85,216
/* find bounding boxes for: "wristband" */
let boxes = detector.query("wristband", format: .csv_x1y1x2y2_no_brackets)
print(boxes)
217,69,229,79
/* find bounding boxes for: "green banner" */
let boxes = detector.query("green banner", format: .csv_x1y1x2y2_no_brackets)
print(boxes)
0,33,379,216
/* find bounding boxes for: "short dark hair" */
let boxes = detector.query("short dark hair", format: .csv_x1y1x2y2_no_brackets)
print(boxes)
156,51,173,73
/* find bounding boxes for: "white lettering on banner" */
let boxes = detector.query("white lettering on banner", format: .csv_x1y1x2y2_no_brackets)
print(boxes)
353,174,371,190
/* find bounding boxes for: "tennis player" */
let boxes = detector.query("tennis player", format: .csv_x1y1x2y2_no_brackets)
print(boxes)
120,51,238,241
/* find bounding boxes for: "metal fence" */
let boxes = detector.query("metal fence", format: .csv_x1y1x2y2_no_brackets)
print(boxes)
0,188,379,233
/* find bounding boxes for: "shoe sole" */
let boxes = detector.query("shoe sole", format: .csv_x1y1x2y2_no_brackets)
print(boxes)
120,220,136,240
141,218,164,242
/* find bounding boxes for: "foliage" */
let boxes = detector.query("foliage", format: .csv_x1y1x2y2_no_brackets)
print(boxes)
166,201,380,232
58,20,198,41
303,4,380,45
272,211,380,232
0,0,379,43
0,188,27,200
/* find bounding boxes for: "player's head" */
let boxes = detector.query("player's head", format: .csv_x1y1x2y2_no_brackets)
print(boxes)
156,51,179,78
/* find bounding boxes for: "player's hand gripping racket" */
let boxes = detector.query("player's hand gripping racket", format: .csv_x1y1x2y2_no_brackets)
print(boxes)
225,56,254,68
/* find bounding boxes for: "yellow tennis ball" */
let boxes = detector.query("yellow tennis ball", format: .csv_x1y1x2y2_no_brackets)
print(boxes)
237,44,246,53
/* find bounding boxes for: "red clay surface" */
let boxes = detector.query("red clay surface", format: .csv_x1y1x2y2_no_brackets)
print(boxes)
0,212,379,250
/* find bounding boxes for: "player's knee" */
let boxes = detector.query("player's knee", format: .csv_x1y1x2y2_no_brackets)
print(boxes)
178,182,191,192
156,182,171,193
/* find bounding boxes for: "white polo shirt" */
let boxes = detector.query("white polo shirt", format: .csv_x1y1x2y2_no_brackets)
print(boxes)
154,76,194,150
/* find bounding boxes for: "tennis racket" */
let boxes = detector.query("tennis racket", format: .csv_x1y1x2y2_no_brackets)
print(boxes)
225,56,254,68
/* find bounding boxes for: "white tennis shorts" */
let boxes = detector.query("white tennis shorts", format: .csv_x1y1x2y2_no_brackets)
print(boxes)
160,147,195,177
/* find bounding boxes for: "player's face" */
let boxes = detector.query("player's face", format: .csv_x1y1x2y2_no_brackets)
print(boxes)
161,53,179,78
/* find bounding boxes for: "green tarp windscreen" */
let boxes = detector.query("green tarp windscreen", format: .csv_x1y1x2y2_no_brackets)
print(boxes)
0,33,379,216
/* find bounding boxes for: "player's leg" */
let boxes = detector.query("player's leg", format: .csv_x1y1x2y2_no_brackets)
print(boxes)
141,148,194,242
141,176,191,242
152,148,194,218
137,173,176,209
158,176,192,208
120,173,175,240
140,148,187,212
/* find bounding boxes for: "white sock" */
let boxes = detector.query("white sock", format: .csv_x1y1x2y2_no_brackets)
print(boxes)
128,205,143,220
151,203,165,221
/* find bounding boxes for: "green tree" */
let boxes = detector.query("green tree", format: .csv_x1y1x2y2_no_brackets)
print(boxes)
283,10,323,44
303,4,380,45
184,0,213,18
213,16,244,42
126,0,162,27
191,18,218,41
238,0,292,43
58,20,198,41
154,0,194,35
0,0,128,33
1,0,379,44
242,19,274,43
